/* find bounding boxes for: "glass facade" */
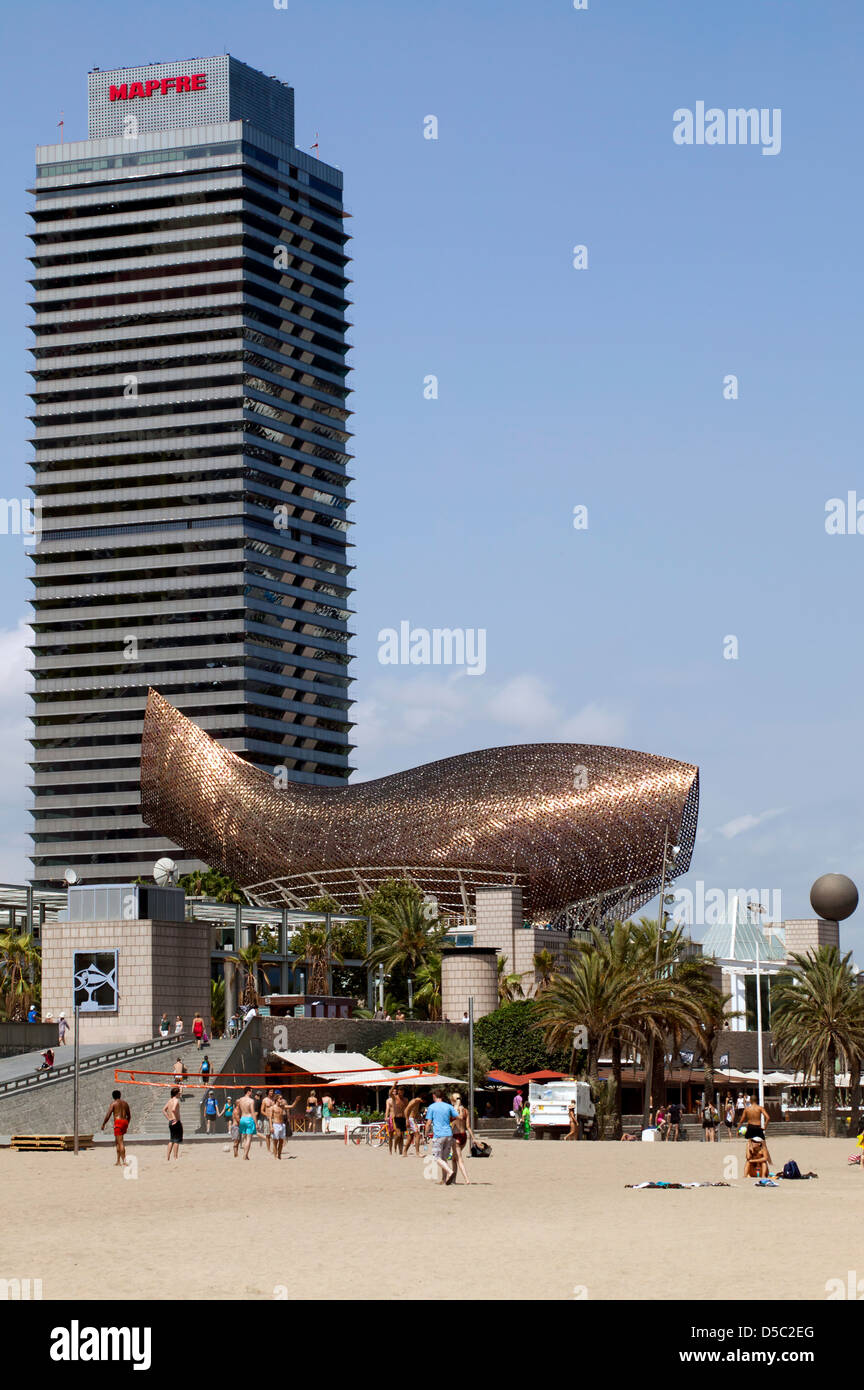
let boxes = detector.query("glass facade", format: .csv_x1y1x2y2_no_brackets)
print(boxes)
28,57,355,888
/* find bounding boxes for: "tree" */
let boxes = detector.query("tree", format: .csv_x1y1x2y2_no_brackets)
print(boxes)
497,956,525,1005
368,1032,440,1068
210,977,225,1037
428,1027,491,1089
770,946,864,1137
366,898,445,979
532,949,557,995
474,1001,570,1075
414,956,443,1020
0,931,40,1020
292,925,343,995
179,868,245,903
229,943,263,1007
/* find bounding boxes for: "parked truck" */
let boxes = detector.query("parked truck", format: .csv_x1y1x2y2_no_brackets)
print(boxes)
528,1079,596,1139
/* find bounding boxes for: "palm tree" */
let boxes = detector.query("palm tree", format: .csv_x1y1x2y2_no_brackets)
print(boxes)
366,898,445,977
414,956,443,1020
497,955,525,1005
0,931,40,1020
210,978,225,1037
687,977,736,1107
628,918,709,1115
293,925,343,995
229,943,263,1008
532,949,557,994
771,945,864,1137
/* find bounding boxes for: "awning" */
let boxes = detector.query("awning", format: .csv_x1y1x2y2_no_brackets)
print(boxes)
487,1070,569,1087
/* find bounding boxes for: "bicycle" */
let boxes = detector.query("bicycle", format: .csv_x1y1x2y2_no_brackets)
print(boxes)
350,1121,389,1147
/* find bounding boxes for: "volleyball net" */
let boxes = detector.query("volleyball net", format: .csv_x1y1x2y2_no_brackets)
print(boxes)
114,1061,440,1091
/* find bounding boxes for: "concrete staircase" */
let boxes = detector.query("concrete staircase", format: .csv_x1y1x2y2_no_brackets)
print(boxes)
129,1036,239,1134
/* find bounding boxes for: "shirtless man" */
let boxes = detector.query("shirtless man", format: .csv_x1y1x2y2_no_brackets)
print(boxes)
385,1085,398,1154
741,1096,770,1142
271,1091,289,1160
235,1087,258,1160
403,1095,425,1156
260,1089,274,1152
101,1089,131,1166
392,1087,408,1155
163,1086,183,1160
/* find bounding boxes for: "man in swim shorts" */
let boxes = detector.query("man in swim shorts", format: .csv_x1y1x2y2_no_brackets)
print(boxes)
392,1087,408,1155
741,1096,770,1142
236,1087,258,1160
163,1086,183,1161
101,1089,131,1166
403,1094,425,1156
259,1089,274,1151
271,1091,288,1160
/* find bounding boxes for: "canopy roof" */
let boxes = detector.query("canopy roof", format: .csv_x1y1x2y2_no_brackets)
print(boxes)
487,1069,570,1087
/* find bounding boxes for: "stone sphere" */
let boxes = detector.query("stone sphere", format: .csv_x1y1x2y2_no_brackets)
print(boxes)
810,873,859,922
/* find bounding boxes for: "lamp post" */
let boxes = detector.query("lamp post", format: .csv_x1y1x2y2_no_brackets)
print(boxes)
641,828,680,1130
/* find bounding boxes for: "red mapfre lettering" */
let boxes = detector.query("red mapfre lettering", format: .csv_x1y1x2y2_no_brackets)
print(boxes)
108,74,206,101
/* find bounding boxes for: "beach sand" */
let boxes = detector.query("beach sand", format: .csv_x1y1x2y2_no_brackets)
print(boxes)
2,1134,861,1301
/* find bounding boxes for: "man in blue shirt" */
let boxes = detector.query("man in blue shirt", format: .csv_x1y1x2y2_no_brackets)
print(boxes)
424,1088,458,1185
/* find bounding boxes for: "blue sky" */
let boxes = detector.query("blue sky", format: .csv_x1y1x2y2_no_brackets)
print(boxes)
0,0,861,954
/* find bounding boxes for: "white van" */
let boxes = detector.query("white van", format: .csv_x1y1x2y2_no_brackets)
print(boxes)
528,1079,595,1139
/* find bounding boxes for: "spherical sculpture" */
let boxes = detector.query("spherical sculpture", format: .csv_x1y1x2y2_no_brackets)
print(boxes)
810,873,859,922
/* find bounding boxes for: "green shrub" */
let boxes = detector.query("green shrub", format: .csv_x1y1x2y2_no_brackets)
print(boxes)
474,1000,571,1074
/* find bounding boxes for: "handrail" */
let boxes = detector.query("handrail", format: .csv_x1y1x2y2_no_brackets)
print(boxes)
0,1033,186,1097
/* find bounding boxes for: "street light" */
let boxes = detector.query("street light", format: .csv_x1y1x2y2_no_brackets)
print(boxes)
641,829,680,1130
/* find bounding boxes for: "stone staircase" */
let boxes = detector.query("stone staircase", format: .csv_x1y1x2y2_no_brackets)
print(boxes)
129,1036,239,1134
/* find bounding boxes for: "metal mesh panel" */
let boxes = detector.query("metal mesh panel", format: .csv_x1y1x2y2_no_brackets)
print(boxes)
140,689,700,923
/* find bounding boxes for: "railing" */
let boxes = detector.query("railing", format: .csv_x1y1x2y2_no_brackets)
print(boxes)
0,1033,184,1097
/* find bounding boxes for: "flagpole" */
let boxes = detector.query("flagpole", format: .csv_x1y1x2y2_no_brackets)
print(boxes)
755,938,765,1109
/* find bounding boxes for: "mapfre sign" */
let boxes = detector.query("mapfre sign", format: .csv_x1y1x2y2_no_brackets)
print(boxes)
110,73,207,101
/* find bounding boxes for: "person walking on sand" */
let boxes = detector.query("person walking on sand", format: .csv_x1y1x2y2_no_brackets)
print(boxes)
203,1087,220,1134
271,1092,289,1159
403,1094,425,1155
424,1087,458,1185
565,1098,579,1140
449,1092,476,1184
667,1099,681,1143
724,1095,737,1139
163,1087,183,1160
392,1087,408,1155
225,1094,240,1157
236,1088,258,1160
259,1089,274,1152
101,1089,131,1166
701,1099,719,1142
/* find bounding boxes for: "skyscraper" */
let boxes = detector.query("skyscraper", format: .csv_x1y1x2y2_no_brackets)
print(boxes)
28,55,354,889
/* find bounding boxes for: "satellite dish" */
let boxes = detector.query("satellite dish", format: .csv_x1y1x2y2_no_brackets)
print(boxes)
63,868,79,886
153,857,177,887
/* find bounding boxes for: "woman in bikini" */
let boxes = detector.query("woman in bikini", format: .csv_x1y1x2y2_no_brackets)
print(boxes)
449,1092,476,1185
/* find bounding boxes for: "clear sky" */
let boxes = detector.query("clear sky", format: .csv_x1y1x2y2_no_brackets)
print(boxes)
1,0,861,955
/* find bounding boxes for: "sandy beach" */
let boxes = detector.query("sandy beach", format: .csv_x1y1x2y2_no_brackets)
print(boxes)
2,1135,861,1302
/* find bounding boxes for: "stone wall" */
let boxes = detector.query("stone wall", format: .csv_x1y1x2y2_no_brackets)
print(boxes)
784,918,839,956
41,917,211,1045
260,1015,467,1055
441,948,498,1020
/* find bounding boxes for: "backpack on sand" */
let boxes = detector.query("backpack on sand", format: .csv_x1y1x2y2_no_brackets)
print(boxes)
782,1160,802,1180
